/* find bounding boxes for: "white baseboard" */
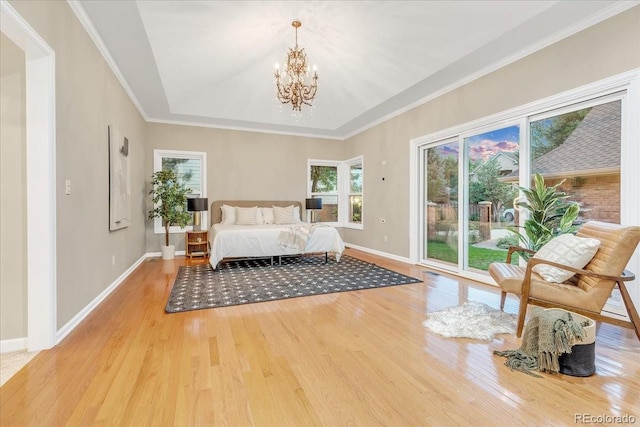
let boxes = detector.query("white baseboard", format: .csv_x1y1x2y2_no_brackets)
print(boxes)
0,337,27,353
56,253,148,344
344,243,414,265
146,250,186,257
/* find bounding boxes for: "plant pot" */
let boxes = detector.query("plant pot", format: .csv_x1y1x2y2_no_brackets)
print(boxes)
161,244,175,260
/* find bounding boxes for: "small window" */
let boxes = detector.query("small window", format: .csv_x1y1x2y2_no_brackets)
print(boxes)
309,162,339,223
153,149,207,234
346,157,363,227
307,156,364,227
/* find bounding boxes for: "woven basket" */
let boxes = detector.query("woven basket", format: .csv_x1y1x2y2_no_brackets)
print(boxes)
545,308,596,377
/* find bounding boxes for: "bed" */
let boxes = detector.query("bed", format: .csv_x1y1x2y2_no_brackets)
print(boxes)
207,200,345,269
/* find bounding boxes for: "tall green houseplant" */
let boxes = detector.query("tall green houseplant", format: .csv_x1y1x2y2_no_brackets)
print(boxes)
148,169,192,248
510,173,580,252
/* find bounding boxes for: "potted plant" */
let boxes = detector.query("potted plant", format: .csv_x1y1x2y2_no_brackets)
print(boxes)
148,169,192,259
510,173,580,252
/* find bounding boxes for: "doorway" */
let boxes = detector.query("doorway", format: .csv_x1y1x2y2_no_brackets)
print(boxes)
1,1,56,351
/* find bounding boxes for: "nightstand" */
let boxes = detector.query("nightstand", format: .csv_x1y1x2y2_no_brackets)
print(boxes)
186,230,209,258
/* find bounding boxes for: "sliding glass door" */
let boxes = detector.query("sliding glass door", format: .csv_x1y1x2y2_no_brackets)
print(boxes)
414,72,639,320
529,97,624,315
422,140,459,269
418,94,629,297
420,126,521,274
463,125,520,273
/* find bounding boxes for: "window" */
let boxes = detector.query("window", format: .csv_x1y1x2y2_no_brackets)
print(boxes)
153,149,207,234
529,98,621,224
346,157,363,227
308,161,339,223
307,156,364,228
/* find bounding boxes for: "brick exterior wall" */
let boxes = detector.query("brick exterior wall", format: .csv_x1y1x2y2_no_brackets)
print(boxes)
548,174,620,224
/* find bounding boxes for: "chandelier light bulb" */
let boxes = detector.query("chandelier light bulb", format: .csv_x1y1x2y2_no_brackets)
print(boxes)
273,20,318,112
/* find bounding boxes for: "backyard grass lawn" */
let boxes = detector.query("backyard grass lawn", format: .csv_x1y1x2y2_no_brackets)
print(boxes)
427,241,519,271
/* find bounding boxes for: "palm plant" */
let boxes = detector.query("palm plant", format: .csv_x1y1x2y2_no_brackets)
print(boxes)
510,173,580,252
148,169,192,247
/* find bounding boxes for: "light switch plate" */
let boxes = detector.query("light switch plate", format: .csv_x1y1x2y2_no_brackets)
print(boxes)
65,179,71,195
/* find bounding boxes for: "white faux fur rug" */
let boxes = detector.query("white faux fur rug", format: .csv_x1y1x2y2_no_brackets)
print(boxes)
422,301,516,340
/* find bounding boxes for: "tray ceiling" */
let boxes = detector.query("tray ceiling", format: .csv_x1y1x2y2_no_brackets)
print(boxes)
74,1,632,139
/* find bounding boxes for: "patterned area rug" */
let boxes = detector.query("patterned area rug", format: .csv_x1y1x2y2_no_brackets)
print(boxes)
422,301,516,340
166,255,422,313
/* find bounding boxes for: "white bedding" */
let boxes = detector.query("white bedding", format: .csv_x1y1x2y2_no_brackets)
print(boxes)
208,223,345,268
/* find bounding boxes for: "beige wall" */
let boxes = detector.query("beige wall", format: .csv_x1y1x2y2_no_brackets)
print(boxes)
8,1,148,330
0,34,27,341
343,6,640,258
145,124,344,251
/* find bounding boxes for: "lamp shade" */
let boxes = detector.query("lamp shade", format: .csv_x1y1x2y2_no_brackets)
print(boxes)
187,197,208,212
305,198,322,210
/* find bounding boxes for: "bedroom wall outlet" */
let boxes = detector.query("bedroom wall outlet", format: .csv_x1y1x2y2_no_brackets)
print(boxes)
380,218,386,223
65,179,71,195
112,255,116,266
384,235,388,242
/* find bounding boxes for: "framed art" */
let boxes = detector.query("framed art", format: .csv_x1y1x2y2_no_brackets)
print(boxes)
108,125,131,230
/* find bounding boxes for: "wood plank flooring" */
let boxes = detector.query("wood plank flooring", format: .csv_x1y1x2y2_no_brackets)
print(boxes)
0,351,39,387
1,248,639,426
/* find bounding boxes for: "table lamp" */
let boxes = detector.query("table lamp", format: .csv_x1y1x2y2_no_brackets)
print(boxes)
187,197,208,231
305,198,323,223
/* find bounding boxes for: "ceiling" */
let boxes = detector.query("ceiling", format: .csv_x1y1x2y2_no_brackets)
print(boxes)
73,1,634,139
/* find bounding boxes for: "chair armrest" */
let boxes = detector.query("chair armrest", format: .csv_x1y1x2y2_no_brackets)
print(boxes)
525,258,635,283
506,246,536,263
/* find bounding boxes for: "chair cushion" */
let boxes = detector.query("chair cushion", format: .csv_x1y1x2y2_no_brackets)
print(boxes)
488,262,601,312
576,221,640,293
531,234,601,283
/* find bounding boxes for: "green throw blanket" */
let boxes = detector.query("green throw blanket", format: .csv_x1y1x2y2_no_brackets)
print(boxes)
494,309,586,378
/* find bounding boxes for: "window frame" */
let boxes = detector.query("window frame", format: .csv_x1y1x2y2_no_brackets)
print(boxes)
307,159,340,226
153,149,207,235
343,156,364,229
307,156,364,228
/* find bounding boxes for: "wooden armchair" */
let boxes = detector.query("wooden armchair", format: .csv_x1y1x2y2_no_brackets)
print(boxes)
488,221,640,339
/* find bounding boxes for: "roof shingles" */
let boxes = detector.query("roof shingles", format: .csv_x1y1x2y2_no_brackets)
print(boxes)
507,101,620,179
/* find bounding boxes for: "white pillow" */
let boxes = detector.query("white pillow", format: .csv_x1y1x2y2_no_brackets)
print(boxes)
255,207,264,224
220,205,236,224
532,234,601,283
293,206,302,223
235,206,258,225
273,205,296,224
262,207,274,224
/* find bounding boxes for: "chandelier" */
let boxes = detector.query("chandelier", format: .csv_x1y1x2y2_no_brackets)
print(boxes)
274,20,318,111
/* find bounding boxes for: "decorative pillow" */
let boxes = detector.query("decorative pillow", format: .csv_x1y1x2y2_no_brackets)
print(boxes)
293,206,302,223
262,207,275,224
255,207,264,224
220,205,236,224
532,234,601,283
273,205,296,224
235,206,258,226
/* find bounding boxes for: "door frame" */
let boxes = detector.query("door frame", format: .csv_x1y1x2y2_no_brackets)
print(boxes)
1,0,57,351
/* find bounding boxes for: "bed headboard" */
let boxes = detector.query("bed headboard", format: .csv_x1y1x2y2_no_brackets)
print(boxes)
210,200,303,224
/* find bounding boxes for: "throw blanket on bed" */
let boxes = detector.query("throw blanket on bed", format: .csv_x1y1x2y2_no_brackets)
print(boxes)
278,224,327,252
494,308,586,377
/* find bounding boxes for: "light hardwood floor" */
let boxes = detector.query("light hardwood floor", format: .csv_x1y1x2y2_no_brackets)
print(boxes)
0,351,39,387
1,248,639,426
